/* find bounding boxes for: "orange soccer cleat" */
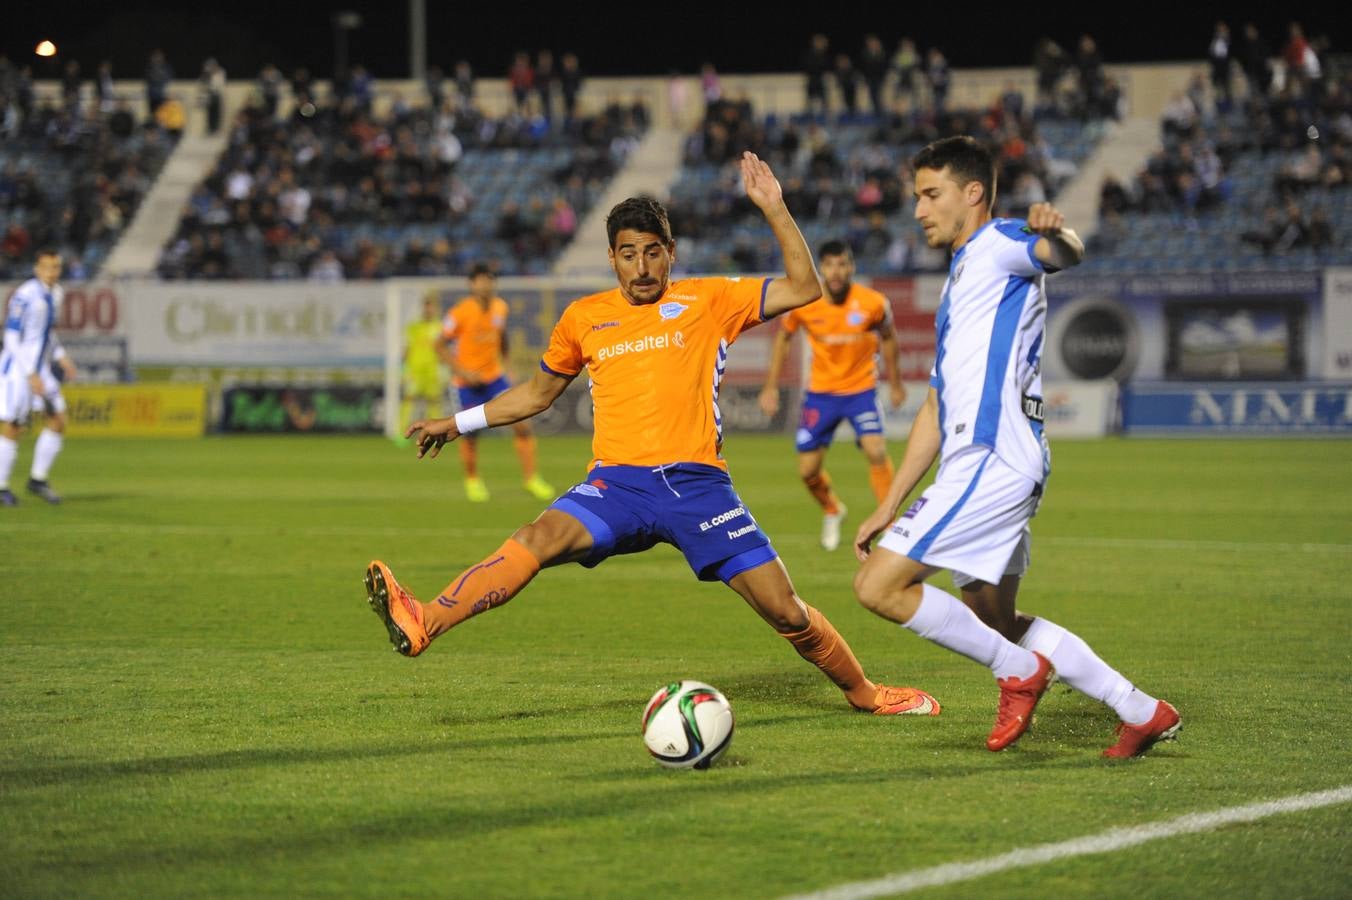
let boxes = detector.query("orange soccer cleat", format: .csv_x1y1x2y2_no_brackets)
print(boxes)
364,560,430,657
987,652,1054,751
870,684,941,716
1103,700,1181,758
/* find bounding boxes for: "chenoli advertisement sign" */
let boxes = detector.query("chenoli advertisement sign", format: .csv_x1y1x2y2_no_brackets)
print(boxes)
127,283,385,366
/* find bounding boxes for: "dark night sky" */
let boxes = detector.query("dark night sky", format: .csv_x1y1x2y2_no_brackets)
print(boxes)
0,2,1345,81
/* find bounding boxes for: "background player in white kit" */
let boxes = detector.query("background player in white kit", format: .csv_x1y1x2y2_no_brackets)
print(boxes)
0,249,75,506
853,137,1179,757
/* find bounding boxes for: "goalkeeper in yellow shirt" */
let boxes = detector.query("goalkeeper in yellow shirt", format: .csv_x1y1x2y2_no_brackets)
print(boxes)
401,293,448,441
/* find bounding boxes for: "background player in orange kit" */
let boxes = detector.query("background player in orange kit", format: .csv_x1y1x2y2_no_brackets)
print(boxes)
439,262,555,502
365,152,940,718
759,242,905,551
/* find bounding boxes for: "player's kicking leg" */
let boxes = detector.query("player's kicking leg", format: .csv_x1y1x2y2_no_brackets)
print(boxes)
854,548,1052,749
726,557,939,716
365,508,592,656
958,567,1181,758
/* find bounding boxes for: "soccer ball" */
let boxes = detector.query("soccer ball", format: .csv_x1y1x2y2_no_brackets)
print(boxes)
641,680,734,770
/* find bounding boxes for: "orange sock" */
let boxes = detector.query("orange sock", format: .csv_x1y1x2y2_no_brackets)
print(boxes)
868,459,895,502
459,439,478,478
783,605,877,709
422,539,541,638
803,471,840,515
513,433,537,478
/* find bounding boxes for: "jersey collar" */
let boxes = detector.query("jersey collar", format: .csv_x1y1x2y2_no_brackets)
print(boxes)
949,218,997,272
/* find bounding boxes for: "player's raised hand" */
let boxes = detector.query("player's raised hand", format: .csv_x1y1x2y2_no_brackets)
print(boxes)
405,416,460,459
853,506,894,562
740,151,784,211
1026,202,1065,236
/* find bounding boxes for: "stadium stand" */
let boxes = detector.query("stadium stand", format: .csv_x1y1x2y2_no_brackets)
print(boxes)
666,97,1104,275
0,99,178,281
15,23,1344,283
156,93,648,280
1084,65,1351,273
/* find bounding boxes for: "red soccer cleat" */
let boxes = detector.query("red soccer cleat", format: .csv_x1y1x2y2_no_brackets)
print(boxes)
364,560,430,657
1103,700,1181,758
987,652,1054,751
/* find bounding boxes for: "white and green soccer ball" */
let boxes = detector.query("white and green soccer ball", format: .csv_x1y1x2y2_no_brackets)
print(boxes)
641,680,734,770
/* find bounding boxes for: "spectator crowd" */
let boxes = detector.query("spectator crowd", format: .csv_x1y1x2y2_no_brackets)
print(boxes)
0,53,177,280
159,50,646,280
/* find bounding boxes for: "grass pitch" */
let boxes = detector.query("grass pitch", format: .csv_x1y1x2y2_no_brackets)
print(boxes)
2,434,1349,898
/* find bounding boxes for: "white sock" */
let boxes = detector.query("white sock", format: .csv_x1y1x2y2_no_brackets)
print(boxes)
1019,617,1158,725
31,429,63,481
0,435,15,489
906,584,1039,680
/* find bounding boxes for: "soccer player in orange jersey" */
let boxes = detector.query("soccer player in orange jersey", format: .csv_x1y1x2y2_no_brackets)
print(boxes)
365,153,940,718
439,262,555,502
759,242,906,551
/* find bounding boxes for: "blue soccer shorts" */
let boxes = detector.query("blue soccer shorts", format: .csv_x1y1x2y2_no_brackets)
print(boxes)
457,375,511,410
548,463,779,584
795,388,885,452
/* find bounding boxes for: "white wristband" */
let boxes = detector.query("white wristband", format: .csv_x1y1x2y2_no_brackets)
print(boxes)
454,404,489,435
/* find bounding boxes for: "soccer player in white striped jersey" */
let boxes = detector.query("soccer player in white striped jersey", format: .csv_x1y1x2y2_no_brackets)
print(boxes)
853,137,1179,757
0,249,75,506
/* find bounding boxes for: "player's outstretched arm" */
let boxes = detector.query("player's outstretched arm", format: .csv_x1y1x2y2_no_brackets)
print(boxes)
855,387,941,560
740,152,821,318
1028,202,1085,271
758,329,793,416
407,367,572,459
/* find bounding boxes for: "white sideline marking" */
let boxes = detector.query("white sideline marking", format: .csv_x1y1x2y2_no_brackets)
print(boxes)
782,785,1352,900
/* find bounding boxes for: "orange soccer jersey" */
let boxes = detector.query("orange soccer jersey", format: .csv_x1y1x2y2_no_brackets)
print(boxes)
540,276,772,471
781,284,892,395
442,296,509,386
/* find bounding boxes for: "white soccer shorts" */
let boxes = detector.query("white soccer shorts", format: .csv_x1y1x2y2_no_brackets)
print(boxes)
0,373,34,425
877,446,1041,586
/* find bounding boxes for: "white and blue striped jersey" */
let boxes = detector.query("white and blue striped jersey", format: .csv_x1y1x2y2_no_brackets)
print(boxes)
1,278,64,380
930,218,1049,484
